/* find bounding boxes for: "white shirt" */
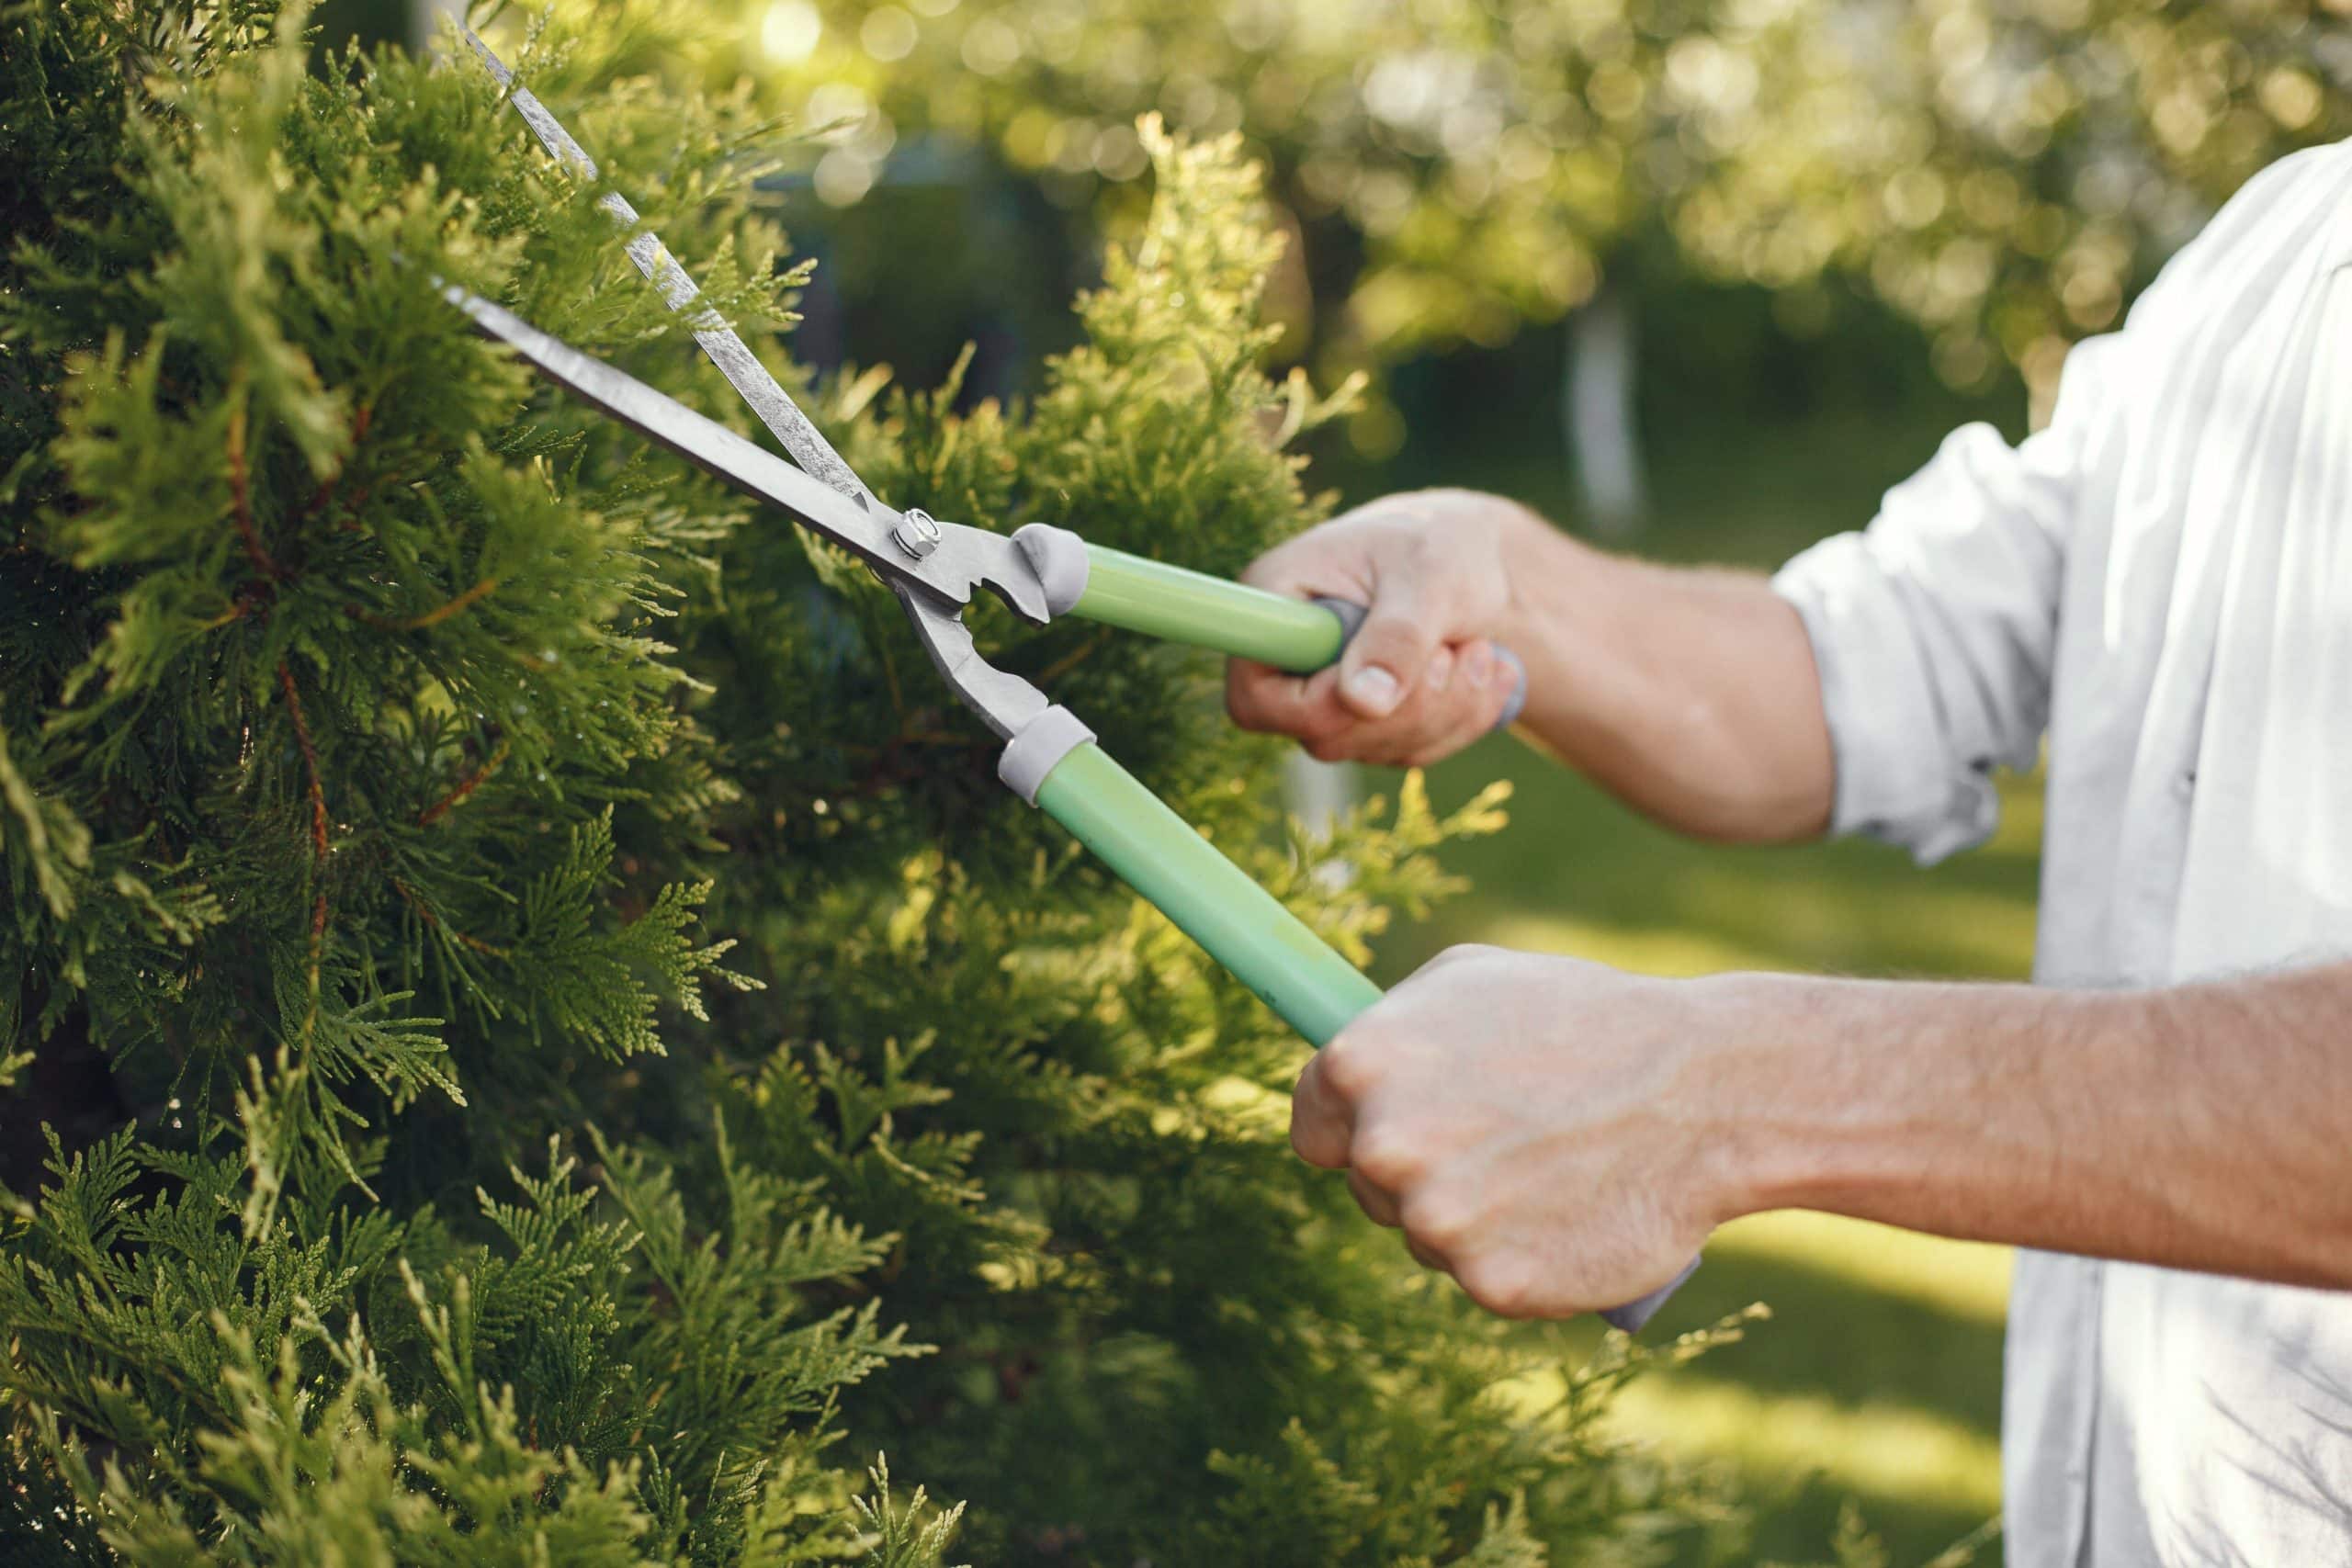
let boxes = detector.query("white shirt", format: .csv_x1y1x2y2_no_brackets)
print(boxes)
1771,138,2352,1567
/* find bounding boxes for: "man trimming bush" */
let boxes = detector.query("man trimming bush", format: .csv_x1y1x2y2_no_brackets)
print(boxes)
1232,142,2352,1565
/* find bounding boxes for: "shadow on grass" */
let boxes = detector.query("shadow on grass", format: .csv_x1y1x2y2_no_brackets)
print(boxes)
1651,1246,2004,1434
1487,1237,2007,1566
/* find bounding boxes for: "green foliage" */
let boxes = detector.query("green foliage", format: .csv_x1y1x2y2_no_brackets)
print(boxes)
4,4,1742,1562
693,0,2345,410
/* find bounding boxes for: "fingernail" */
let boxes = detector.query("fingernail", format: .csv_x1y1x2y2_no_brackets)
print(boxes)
1463,645,1493,689
1345,664,1401,716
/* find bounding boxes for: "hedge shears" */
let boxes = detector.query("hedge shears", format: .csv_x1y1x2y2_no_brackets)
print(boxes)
449,32,1691,1332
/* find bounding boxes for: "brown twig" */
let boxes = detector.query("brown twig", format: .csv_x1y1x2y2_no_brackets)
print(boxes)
327,463,390,535
332,474,384,534
278,664,330,863
393,877,511,958
204,580,277,632
277,661,329,1045
346,576,501,632
228,398,288,585
420,739,510,828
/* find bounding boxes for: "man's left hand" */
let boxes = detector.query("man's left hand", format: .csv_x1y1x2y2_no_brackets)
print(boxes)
1292,945,1753,1317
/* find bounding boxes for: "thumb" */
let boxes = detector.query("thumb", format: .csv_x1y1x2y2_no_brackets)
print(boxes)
1337,580,1441,720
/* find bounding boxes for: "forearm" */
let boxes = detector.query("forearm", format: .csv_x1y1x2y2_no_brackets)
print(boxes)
1494,512,1833,842
1719,963,2352,1288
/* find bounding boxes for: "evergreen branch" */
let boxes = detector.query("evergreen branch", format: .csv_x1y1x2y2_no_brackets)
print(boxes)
277,660,329,1045
407,575,501,628
328,458,397,536
392,876,511,958
297,400,371,523
199,596,254,631
853,1456,968,1568
347,575,502,632
419,739,510,827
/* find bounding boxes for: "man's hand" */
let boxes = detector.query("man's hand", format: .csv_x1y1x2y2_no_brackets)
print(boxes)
1227,487,1838,842
1301,947,2352,1310
1226,489,1531,767
1292,944,1739,1317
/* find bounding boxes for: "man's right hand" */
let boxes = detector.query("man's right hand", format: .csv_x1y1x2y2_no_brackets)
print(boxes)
1225,488,1534,768
1226,485,1837,844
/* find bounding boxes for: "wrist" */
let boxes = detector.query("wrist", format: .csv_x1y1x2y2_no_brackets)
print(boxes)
1706,973,2131,1230
1487,499,1592,656
1684,970,1853,1222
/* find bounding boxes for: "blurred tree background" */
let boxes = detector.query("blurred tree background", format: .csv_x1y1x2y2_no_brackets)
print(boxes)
270,0,2352,1561
683,0,2347,487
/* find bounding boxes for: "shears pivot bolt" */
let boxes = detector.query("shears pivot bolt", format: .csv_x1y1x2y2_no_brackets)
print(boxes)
892,507,942,560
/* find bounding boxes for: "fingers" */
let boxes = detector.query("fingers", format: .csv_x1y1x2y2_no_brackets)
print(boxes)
1346,1167,1400,1228
1340,638,1521,766
1399,644,1521,762
1287,958,1552,1312
1286,944,1706,1322
1228,636,1520,765
1359,1163,1512,1305
1225,491,1525,767
1340,1123,1452,1277
1288,1053,1354,1170
1227,660,1347,750
1334,572,1442,721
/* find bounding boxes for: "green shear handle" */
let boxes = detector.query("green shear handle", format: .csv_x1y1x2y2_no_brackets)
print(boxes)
992,566,1693,1335
1019,528,1527,718
992,528,1682,1332
1016,730,1693,1333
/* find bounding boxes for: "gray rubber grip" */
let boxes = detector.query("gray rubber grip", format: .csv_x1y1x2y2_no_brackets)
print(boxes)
1310,598,1528,729
1597,1257,1701,1333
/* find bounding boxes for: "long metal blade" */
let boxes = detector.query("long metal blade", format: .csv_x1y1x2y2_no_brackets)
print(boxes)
446,284,1051,626
464,28,872,507
447,284,901,570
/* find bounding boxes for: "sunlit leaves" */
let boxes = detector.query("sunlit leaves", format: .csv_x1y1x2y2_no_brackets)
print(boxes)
698,0,2348,406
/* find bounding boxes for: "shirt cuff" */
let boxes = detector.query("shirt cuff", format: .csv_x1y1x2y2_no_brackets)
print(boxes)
1772,535,2003,867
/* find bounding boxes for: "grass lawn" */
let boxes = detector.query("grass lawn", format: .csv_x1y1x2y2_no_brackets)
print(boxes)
1348,388,2041,1563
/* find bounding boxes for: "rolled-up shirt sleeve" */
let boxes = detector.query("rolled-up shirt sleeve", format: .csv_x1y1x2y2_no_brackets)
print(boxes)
1772,341,2115,864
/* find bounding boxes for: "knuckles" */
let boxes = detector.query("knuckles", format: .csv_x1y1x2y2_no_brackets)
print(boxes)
1453,1254,1542,1319
1398,1188,1475,1254
1287,1105,1348,1171
1314,1036,1383,1100
1287,1119,1343,1169
1348,1129,1428,1192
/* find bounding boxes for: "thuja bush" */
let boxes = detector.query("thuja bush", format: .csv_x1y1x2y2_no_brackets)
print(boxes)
0,5,1748,1562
